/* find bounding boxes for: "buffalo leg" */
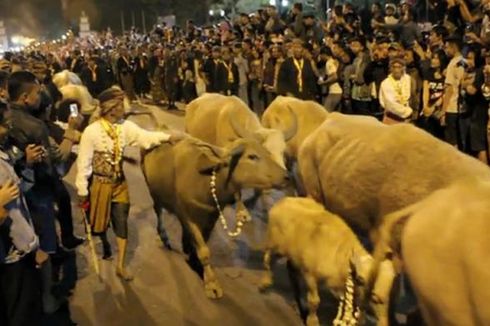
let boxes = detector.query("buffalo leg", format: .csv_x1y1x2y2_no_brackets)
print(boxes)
154,204,172,250
235,192,252,223
182,226,204,278
304,272,320,326
287,259,308,322
259,249,274,291
186,221,223,299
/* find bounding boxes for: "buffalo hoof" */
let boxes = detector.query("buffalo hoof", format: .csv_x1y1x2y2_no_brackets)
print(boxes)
306,315,320,326
236,208,252,223
204,280,223,299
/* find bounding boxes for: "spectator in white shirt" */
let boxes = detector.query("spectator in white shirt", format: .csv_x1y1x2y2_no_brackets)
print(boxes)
380,57,415,124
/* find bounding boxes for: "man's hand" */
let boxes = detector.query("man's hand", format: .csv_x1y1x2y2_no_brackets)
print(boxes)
167,130,186,144
25,144,45,166
0,180,19,207
68,114,84,131
440,113,447,126
35,249,49,269
78,196,89,211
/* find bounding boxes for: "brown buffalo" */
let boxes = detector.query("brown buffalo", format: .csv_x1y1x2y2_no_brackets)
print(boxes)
185,93,297,220
143,137,289,299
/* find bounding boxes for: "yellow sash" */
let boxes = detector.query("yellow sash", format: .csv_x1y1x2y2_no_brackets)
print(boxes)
293,58,304,93
99,119,123,178
388,74,410,107
222,60,234,83
89,65,97,82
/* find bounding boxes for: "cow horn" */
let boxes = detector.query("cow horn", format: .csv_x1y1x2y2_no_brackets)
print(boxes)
228,111,252,139
282,106,298,141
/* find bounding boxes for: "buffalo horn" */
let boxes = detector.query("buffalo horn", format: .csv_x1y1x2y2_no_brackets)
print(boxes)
228,111,252,139
282,106,298,141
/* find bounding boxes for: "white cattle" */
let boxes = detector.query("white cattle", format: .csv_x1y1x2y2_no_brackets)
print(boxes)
297,113,490,323
52,70,83,89
261,197,392,326
370,179,490,326
261,96,328,160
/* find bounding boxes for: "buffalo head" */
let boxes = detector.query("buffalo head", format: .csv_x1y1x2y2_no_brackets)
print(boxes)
196,138,290,190
228,106,298,169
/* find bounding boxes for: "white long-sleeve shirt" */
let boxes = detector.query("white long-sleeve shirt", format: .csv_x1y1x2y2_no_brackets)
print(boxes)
76,119,171,196
379,74,413,119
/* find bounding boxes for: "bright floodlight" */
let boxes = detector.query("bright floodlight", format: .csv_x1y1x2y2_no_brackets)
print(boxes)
209,10,214,16
282,0,289,6
62,35,67,40
220,9,225,17
269,0,276,5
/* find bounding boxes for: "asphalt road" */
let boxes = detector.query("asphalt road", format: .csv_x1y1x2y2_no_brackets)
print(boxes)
65,103,337,326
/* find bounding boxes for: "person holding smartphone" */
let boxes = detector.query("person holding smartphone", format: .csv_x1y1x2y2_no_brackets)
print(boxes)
0,99,49,325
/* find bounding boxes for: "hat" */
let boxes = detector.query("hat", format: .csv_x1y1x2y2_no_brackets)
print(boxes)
390,57,406,66
388,42,402,50
385,3,396,10
98,87,125,115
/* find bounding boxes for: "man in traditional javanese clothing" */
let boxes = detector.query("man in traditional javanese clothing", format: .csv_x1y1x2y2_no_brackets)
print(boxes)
379,57,416,124
75,88,183,280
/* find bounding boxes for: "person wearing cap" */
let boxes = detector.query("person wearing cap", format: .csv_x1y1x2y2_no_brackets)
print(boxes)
75,87,184,281
379,57,415,124
216,47,240,96
277,39,317,100
384,3,399,25
203,46,222,93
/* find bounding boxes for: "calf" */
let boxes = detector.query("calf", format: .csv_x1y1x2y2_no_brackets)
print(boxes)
260,197,386,326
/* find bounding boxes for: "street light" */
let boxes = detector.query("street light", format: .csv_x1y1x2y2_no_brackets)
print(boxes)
220,9,225,17
269,0,276,5
281,0,289,6
209,9,214,16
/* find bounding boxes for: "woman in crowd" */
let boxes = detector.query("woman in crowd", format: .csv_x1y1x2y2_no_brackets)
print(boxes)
420,49,448,139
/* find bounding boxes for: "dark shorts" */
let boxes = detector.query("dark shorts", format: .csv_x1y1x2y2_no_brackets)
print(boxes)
111,203,129,239
445,113,459,146
470,123,488,152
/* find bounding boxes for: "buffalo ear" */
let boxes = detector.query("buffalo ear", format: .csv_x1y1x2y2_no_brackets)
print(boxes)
225,143,246,184
196,144,225,174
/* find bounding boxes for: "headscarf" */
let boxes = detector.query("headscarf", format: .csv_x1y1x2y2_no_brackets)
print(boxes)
98,87,125,116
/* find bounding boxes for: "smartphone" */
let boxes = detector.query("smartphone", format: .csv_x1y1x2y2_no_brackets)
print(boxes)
69,103,79,117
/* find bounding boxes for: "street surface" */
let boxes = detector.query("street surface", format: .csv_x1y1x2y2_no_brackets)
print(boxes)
65,103,336,326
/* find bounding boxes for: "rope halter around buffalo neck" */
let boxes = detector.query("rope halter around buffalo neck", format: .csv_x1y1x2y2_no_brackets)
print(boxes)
210,169,247,238
333,265,361,326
